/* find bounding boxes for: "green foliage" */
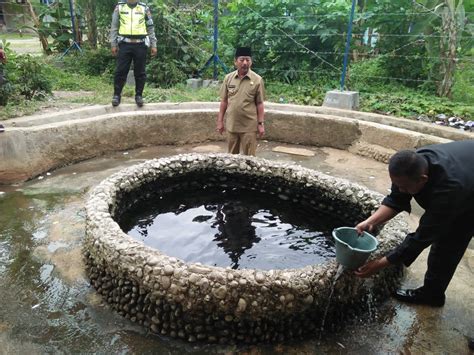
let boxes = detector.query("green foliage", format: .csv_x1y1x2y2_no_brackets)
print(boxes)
61,47,115,77
0,77,14,106
347,57,388,88
10,54,52,100
261,80,324,106
147,2,210,81
43,59,110,92
146,59,187,88
359,86,473,120
24,0,75,52
221,0,350,82
0,50,52,105
452,59,474,105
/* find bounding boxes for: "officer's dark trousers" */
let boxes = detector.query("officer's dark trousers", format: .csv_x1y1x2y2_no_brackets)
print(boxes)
423,210,473,296
114,42,147,96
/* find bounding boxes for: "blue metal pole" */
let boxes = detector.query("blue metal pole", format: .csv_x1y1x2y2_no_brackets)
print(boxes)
340,0,356,91
213,0,218,80
68,0,77,44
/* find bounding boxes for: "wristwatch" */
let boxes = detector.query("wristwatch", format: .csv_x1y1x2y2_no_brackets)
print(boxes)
258,121,264,126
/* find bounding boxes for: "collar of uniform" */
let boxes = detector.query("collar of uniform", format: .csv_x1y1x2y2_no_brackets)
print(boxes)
232,69,255,80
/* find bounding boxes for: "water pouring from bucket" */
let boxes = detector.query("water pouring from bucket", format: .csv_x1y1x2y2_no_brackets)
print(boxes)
332,227,378,271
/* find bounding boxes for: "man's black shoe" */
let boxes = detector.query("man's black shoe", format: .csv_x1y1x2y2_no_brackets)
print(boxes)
468,338,474,350
135,95,144,107
394,287,445,307
112,95,121,107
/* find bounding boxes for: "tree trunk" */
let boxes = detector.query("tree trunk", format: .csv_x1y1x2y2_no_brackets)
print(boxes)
81,0,98,48
25,0,51,54
437,0,458,98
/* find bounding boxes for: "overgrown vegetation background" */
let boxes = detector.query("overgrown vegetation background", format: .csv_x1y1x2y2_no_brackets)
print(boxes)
0,0,473,121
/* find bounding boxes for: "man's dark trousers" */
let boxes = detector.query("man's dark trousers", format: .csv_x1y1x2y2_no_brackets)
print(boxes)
423,209,473,296
114,42,147,96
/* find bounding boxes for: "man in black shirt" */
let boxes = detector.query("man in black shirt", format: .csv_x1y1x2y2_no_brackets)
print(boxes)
354,140,474,308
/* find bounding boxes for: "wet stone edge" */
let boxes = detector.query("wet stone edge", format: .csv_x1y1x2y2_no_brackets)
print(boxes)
84,153,409,344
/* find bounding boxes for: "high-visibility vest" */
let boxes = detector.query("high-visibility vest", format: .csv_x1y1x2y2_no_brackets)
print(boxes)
118,2,147,37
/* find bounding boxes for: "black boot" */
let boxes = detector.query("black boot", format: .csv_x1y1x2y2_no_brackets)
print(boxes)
135,95,144,107
394,286,445,307
112,95,121,107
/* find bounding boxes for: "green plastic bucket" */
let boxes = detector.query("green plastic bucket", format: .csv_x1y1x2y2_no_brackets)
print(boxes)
332,227,378,270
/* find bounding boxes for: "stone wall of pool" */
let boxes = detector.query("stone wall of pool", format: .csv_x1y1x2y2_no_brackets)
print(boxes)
1,102,471,184
84,153,409,343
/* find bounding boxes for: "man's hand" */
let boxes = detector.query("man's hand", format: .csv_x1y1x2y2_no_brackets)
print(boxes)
111,47,118,56
257,123,265,138
151,47,157,57
216,120,225,135
354,257,390,278
355,220,374,235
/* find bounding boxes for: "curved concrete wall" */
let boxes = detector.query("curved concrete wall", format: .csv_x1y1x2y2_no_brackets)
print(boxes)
1,102,471,184
84,153,409,343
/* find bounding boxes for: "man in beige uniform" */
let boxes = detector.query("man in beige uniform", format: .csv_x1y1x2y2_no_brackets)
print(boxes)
216,47,265,156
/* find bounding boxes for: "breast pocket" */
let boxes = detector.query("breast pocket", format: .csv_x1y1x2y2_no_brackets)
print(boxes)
245,87,258,101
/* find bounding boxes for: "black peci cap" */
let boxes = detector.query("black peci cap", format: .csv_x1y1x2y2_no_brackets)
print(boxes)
235,47,252,58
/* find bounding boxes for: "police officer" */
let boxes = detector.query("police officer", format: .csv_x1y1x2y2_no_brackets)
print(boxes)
216,47,265,156
110,0,157,107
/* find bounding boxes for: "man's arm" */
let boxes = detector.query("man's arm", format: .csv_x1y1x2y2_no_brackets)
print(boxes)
145,5,157,56
110,6,120,56
216,76,228,134
145,6,157,48
355,204,399,234
217,99,228,134
256,79,265,137
256,102,264,137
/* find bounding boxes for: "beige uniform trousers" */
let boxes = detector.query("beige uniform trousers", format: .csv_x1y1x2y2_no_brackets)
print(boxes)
227,131,257,156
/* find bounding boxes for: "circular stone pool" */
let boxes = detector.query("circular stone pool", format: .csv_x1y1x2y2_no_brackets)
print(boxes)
84,153,409,344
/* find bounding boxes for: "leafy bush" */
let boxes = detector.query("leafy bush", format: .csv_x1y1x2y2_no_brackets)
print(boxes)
0,52,52,105
61,47,116,77
146,59,187,88
12,55,52,100
0,75,14,106
452,59,474,106
347,57,389,89
359,86,473,120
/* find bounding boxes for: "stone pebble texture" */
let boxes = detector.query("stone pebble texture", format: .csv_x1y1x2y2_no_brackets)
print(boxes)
84,153,409,344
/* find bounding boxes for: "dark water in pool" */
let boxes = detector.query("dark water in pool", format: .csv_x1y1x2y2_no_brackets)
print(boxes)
120,186,342,270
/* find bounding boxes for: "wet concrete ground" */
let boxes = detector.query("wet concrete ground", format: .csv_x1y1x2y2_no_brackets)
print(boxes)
0,141,472,354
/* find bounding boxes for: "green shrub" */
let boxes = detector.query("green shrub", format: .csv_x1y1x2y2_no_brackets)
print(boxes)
347,57,388,89
12,55,52,100
146,59,187,88
0,74,14,106
61,47,116,78
452,59,474,106
0,52,52,104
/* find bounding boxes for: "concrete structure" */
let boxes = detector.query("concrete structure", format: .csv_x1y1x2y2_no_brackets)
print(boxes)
323,90,360,110
0,0,31,32
84,153,409,344
1,102,471,185
186,78,203,89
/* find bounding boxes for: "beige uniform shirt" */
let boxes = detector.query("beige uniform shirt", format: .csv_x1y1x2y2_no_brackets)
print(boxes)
220,69,265,133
